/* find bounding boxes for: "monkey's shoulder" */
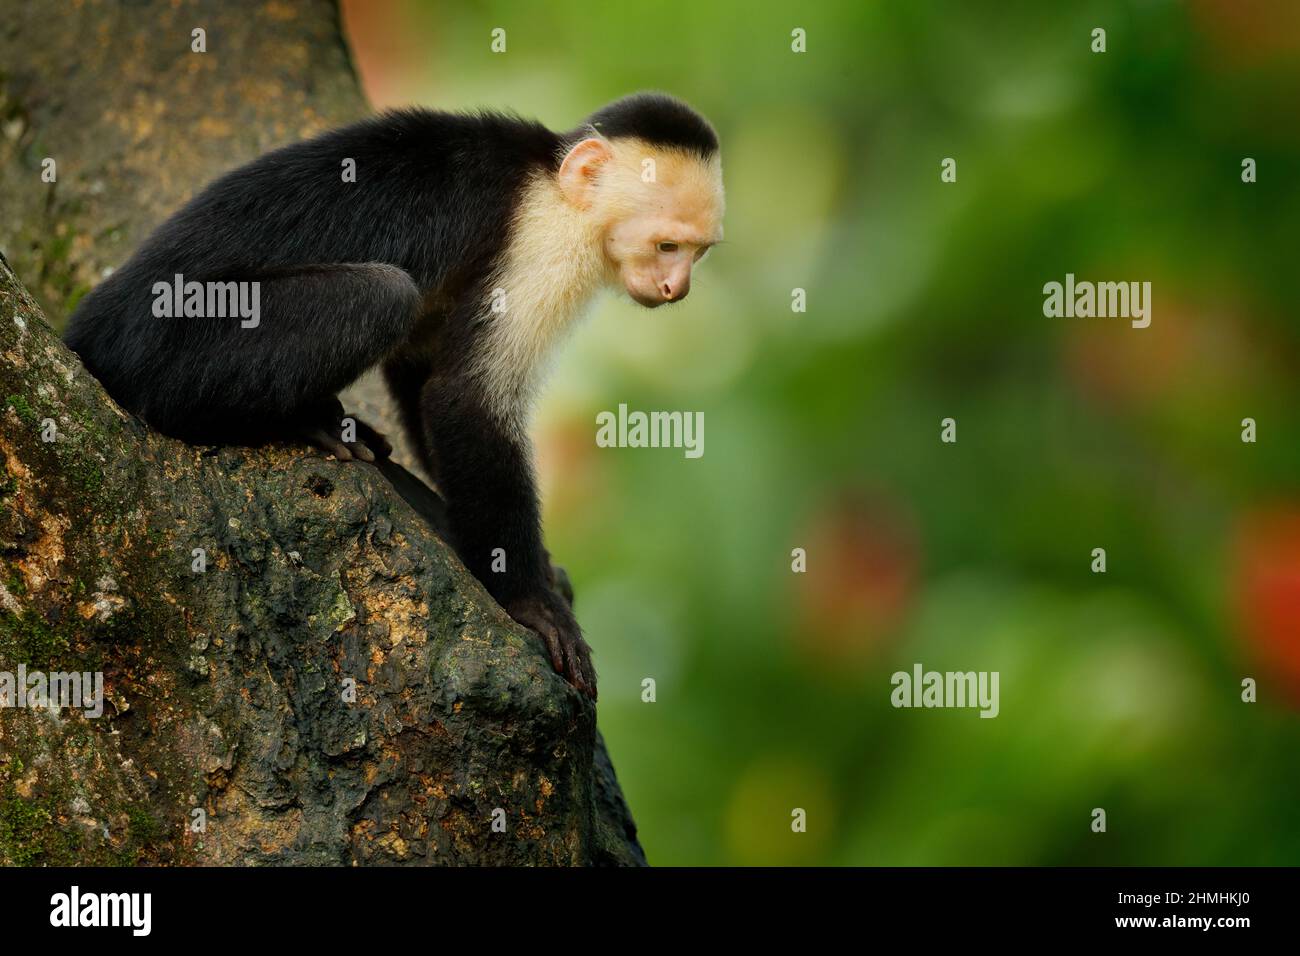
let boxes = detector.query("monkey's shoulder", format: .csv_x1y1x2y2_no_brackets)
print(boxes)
245,108,562,175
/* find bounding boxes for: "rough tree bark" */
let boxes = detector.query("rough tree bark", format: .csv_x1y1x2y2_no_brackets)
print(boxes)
0,0,365,315
0,254,644,866
0,1,645,865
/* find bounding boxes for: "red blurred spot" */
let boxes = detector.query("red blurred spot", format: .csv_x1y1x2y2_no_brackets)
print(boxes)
794,490,920,669
1233,506,1300,701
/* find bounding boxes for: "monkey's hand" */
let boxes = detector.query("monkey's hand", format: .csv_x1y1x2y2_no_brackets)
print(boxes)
298,407,393,463
506,588,597,699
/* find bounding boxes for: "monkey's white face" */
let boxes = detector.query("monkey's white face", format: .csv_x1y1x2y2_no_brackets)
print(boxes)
558,137,724,309
604,214,716,308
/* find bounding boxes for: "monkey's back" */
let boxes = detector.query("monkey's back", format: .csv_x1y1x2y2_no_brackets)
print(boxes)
65,109,562,435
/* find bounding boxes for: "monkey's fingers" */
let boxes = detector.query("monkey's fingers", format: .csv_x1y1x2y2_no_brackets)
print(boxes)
303,426,355,461
536,622,566,677
509,598,593,697
351,418,393,460
301,426,385,463
554,620,596,699
567,642,596,700
579,647,597,700
584,653,598,700
347,440,377,463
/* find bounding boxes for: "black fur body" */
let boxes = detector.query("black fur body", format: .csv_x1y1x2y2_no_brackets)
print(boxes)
66,108,563,441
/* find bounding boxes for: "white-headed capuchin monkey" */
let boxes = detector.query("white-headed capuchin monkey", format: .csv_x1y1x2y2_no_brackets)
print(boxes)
64,92,725,698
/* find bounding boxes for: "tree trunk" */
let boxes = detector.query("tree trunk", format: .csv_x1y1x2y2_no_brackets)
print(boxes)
0,0,413,467
0,0,645,866
0,253,644,865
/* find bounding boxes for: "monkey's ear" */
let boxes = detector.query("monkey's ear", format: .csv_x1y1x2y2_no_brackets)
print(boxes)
558,137,612,208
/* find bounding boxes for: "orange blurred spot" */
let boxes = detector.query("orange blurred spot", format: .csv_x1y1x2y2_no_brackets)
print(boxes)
1190,0,1300,66
1063,296,1260,413
1063,294,1195,409
341,0,431,109
536,416,609,521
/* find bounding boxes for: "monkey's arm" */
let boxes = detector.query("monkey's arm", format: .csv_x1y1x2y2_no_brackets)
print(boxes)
420,375,596,698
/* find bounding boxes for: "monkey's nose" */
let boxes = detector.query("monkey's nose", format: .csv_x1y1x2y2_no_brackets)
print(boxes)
660,277,690,301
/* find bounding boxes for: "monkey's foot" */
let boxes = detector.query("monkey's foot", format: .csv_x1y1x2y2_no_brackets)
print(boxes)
298,414,392,463
507,589,597,699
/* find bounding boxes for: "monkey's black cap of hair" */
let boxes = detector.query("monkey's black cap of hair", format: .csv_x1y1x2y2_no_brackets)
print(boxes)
583,92,719,157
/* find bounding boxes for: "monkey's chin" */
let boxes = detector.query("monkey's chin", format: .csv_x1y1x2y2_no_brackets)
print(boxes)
628,291,669,309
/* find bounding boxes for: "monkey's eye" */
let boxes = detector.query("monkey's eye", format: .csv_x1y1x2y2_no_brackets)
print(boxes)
657,241,679,253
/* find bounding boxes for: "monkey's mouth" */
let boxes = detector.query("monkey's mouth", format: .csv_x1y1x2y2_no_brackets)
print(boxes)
629,291,671,309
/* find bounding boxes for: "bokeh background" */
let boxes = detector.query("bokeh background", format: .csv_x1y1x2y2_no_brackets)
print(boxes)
340,0,1300,865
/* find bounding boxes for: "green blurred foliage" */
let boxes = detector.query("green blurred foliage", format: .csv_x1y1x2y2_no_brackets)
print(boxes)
377,0,1300,864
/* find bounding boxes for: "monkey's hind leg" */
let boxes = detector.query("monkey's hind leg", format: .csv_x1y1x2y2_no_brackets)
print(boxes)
215,262,422,460
382,348,436,473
